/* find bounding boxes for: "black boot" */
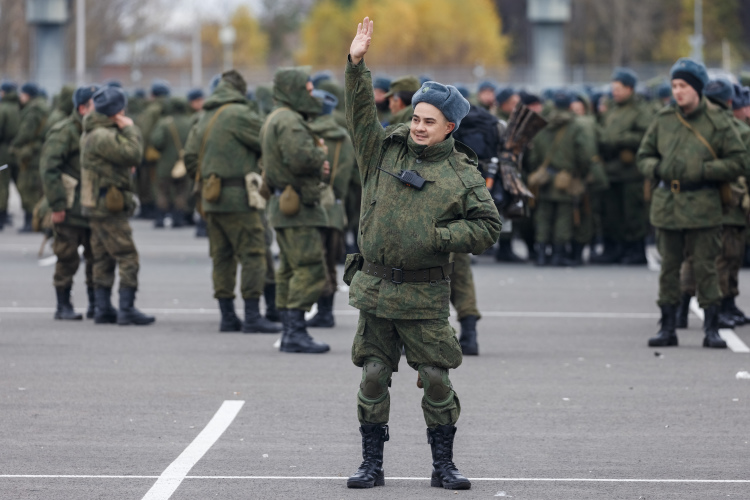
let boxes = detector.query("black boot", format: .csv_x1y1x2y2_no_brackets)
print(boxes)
306,294,335,328
495,238,524,263
263,284,280,323
458,315,479,356
117,287,156,326
620,240,647,265
54,286,83,320
534,243,548,266
171,210,185,228
744,246,750,268
675,293,690,329
0,210,5,231
427,425,471,490
550,244,572,267
726,296,748,325
242,298,282,333
18,211,33,233
94,287,118,324
86,287,95,319
153,209,165,228
648,305,678,347
183,211,195,226
347,424,389,488
138,202,156,220
570,242,584,267
703,305,727,348
280,309,330,353
218,298,242,332
195,218,208,238
717,298,736,329
590,239,622,264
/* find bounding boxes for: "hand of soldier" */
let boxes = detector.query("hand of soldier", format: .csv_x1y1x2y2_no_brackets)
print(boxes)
113,114,134,130
322,160,330,176
51,211,66,224
318,138,328,155
350,17,373,65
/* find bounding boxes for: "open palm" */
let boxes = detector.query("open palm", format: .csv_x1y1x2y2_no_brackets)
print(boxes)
350,17,373,64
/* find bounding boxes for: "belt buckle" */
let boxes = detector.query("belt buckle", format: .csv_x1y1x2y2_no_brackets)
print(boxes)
671,180,680,194
391,267,403,284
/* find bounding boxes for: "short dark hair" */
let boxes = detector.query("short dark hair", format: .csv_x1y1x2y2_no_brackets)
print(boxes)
395,90,416,106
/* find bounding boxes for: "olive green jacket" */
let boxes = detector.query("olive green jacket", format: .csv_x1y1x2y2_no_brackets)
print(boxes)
637,98,747,230
0,92,20,168
39,111,88,227
345,58,501,320
10,96,49,170
136,97,167,150
389,105,413,126
47,86,74,132
599,94,653,183
723,114,750,227
150,113,192,180
80,112,144,219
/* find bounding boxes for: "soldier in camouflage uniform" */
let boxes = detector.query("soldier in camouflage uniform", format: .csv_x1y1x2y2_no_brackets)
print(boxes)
373,77,391,124
384,76,420,125
47,86,75,130
135,81,171,219
80,87,155,326
40,85,99,321
261,67,330,354
305,90,356,329
0,81,20,231
184,71,280,335
494,87,519,122
344,19,501,490
638,58,746,349
10,82,49,232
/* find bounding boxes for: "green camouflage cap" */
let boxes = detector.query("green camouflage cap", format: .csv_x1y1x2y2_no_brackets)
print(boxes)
384,76,421,98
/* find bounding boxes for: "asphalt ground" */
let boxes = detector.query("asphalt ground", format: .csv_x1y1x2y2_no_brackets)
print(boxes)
1,196,750,499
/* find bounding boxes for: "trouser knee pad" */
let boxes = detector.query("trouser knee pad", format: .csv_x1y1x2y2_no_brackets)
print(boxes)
418,365,455,407
358,357,392,405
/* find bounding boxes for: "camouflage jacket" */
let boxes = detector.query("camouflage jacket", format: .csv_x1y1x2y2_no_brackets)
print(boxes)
10,96,49,169
389,105,413,126
599,94,653,183
80,112,144,219
47,86,75,132
39,111,88,227
345,58,501,320
184,81,263,213
136,97,167,150
724,112,750,227
150,112,192,180
307,113,356,232
262,68,328,229
0,92,20,167
637,98,747,230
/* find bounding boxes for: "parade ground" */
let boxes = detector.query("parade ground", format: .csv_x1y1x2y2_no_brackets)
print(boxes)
2,211,749,499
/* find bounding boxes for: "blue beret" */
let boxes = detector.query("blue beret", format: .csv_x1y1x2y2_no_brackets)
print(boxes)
187,88,204,102
73,85,100,109
412,81,471,133
611,67,638,88
311,89,338,116
553,89,573,109
21,82,40,98
495,87,515,105
670,57,709,95
311,71,332,88
133,88,146,99
704,78,734,103
373,77,391,92
477,80,497,93
454,85,470,99
209,74,222,94
732,84,744,110
657,82,672,99
105,80,123,88
743,87,750,109
1,81,17,93
519,90,540,105
93,86,127,117
151,81,170,97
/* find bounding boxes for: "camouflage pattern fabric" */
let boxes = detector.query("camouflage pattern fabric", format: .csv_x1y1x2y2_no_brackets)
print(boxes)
682,225,746,299
535,200,575,245
262,212,276,286
10,96,49,212
47,86,75,131
274,226,325,311
321,227,344,298
448,252,480,320
134,97,168,208
155,177,189,212
658,227,721,308
52,223,93,289
149,102,192,180
206,211,266,300
388,105,413,126
0,91,21,212
89,216,139,290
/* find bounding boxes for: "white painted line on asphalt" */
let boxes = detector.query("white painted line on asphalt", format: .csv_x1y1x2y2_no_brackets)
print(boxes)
141,400,245,500
1,475,749,483
37,255,57,267
689,298,750,353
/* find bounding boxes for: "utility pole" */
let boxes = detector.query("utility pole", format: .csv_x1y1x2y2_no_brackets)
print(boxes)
192,21,202,87
690,0,704,63
75,0,85,85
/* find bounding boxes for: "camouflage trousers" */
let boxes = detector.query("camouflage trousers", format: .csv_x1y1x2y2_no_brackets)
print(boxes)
602,180,648,243
658,227,721,309
137,162,156,207
321,228,344,298
206,211,266,300
275,226,325,311
17,160,43,213
52,223,93,289
262,213,275,286
0,162,13,212
155,176,189,212
573,194,594,245
352,311,463,428
449,253,479,320
89,216,139,290
535,199,574,244
680,225,745,299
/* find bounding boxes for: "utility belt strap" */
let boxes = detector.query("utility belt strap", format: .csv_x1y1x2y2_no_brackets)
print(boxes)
362,259,454,284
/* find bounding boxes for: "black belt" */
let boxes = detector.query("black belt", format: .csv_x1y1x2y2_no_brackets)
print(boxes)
222,178,246,189
658,180,717,194
362,259,454,284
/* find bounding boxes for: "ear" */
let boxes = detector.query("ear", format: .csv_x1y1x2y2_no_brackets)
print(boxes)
445,122,456,135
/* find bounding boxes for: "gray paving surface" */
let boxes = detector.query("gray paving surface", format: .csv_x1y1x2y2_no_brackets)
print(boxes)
1,213,750,499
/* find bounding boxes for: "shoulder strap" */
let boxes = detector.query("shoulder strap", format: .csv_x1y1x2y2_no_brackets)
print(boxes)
259,106,291,145
539,125,568,169
198,104,233,169
166,117,183,152
329,140,343,186
675,111,718,160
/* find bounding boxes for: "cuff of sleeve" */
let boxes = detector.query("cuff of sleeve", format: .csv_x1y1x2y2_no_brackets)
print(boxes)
346,55,367,73
437,227,451,249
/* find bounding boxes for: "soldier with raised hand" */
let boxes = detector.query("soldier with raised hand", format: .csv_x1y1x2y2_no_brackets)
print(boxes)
183,70,280,335
344,18,501,490
638,58,747,349
40,85,99,321
81,87,155,327
10,82,49,233
0,81,20,231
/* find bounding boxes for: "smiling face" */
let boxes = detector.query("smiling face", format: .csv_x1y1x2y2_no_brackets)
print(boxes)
411,102,455,146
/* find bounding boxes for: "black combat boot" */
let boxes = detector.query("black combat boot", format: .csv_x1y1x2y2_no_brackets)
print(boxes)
495,238,524,263
195,218,208,238
94,287,118,324
703,305,727,348
648,305,678,347
427,425,471,490
744,246,750,268
117,287,156,326
183,211,195,226
534,243,548,266
153,209,165,228
54,287,83,320
306,295,335,328
86,287,95,319
218,298,242,332
18,211,33,233
458,315,479,356
569,242,585,267
675,293,691,329
242,298,282,333
280,309,330,353
717,299,736,329
347,424,389,488
725,296,748,325
550,244,572,267
138,202,156,220
171,210,185,228
590,239,622,264
620,240,647,265
0,210,5,231
263,284,280,323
